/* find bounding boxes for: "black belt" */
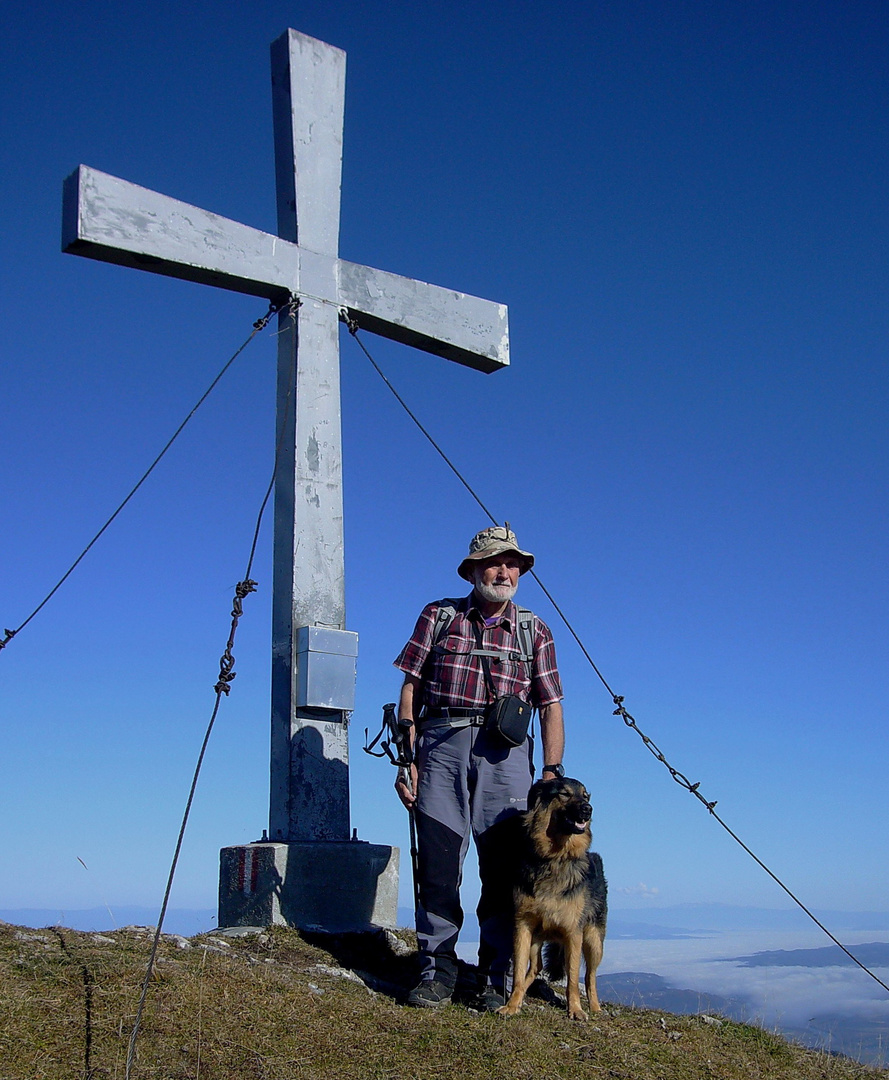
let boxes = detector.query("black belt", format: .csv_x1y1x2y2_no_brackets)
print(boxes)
420,707,486,730
424,706,486,719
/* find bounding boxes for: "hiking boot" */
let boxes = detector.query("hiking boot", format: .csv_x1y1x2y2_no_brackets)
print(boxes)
526,977,562,1005
406,978,453,1009
478,985,505,1012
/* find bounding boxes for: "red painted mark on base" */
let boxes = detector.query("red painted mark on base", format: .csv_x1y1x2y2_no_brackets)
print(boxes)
237,848,260,895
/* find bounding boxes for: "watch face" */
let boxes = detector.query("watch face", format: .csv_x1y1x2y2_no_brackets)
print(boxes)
546,764,565,778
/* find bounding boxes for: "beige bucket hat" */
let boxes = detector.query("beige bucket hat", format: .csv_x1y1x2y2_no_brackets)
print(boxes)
457,523,535,581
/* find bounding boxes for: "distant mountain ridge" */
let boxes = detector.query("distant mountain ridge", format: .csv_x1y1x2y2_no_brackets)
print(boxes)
728,941,889,968
0,906,217,937
598,971,748,1018
607,904,889,933
5,902,888,939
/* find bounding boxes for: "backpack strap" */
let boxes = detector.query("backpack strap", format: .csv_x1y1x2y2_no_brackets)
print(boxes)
514,607,536,665
431,602,458,648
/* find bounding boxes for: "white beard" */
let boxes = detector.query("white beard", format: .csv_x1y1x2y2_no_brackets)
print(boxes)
474,580,517,604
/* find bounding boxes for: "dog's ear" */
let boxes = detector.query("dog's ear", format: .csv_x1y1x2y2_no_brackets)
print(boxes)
527,779,549,809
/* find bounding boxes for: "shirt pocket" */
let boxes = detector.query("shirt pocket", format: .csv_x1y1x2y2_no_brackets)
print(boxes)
488,654,529,695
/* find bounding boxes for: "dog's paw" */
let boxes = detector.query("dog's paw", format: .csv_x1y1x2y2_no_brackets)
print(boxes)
568,1006,588,1021
497,1003,520,1017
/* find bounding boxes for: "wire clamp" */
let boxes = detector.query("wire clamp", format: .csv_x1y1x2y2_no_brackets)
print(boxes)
253,300,278,331
214,579,258,695
338,307,359,334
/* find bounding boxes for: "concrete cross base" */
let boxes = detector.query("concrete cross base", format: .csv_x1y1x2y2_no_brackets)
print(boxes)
218,840,400,932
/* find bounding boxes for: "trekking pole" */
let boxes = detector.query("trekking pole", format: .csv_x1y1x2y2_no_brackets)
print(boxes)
403,767,421,915
364,702,421,911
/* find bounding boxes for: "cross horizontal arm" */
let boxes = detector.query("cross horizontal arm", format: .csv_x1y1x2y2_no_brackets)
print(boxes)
62,166,296,301
63,165,509,372
338,261,509,373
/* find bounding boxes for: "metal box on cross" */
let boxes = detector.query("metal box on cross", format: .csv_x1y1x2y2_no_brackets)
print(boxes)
295,627,359,711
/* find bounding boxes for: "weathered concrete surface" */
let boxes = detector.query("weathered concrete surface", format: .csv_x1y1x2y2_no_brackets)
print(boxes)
219,841,400,931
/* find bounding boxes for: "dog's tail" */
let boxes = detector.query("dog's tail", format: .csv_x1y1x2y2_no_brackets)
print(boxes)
541,942,565,982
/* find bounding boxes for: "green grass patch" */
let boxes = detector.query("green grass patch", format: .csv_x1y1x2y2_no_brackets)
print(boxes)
0,921,885,1080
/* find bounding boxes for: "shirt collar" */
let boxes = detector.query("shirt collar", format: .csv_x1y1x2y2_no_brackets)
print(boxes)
464,592,515,629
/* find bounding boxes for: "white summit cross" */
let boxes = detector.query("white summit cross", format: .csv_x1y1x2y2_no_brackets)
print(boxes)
62,29,509,930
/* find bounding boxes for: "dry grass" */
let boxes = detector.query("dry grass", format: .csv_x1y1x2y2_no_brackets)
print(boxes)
0,920,885,1080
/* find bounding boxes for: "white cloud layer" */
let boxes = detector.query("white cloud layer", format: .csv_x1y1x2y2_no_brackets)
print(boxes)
601,929,889,1030
616,882,660,898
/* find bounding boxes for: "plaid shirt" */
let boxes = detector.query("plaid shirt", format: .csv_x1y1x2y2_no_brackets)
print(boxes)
394,594,563,712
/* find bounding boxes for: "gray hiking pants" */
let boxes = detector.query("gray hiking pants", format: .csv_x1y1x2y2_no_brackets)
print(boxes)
414,721,532,987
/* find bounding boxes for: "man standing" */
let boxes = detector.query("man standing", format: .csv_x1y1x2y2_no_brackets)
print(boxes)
393,525,565,1009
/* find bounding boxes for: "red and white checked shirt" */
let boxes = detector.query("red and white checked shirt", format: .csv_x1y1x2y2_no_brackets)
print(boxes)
393,594,563,712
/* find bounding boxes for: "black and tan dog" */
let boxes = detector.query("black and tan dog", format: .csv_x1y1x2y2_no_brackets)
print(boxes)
497,776,607,1021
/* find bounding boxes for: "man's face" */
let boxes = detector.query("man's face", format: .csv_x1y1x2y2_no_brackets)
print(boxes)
471,554,522,604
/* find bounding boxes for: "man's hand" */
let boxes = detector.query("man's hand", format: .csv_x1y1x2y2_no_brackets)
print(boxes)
395,762,419,809
394,675,420,809
539,701,565,775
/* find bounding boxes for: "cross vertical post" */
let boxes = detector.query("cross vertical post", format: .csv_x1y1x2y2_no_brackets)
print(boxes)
268,32,350,843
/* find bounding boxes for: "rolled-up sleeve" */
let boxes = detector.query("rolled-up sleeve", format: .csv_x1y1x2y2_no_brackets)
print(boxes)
393,602,437,679
531,619,563,707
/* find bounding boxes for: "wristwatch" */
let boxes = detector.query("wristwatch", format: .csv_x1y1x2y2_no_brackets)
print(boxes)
542,763,565,779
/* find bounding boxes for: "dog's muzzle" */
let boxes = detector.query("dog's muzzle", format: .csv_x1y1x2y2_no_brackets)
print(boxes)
565,801,593,832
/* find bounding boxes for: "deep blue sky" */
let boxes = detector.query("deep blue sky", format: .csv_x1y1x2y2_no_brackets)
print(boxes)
2,0,887,933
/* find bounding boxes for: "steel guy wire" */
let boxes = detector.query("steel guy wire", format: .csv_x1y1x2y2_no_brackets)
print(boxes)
1,298,289,655
124,581,253,1080
341,316,889,998
339,308,500,525
125,298,300,1078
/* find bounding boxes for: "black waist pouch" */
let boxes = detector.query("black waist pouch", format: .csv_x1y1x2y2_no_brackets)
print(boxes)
485,695,531,747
